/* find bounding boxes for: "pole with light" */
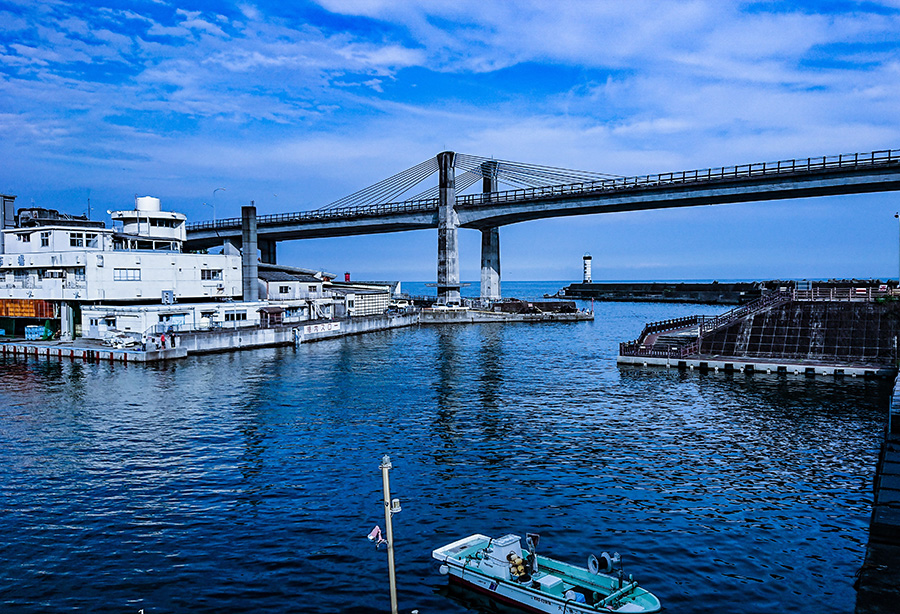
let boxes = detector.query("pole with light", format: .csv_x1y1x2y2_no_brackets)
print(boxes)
895,212,899,291
380,455,401,614
212,187,226,222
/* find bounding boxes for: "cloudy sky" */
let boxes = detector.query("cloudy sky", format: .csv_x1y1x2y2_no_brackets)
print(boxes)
2,0,900,282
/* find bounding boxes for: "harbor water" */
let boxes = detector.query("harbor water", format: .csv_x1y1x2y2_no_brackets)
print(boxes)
0,282,887,613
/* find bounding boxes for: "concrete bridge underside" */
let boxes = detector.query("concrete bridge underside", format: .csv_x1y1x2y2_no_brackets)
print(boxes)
185,150,900,304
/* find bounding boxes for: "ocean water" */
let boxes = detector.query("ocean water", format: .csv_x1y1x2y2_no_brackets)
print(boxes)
0,282,887,613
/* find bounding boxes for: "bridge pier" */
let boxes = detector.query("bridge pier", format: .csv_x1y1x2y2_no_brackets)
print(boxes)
241,204,259,301
437,151,460,305
259,239,277,264
480,161,500,301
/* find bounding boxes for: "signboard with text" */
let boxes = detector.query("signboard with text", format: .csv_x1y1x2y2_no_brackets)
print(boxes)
303,322,340,335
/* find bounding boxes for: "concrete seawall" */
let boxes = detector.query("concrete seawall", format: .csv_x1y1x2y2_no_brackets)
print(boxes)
1,308,589,363
855,375,900,613
146,313,420,355
0,314,419,362
420,309,592,324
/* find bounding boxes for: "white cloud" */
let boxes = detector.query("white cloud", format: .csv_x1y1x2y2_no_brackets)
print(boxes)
2,0,900,280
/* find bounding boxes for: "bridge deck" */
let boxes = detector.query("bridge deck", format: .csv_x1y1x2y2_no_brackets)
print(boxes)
185,148,900,250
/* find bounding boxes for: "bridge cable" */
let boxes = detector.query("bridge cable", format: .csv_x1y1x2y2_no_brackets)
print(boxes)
315,157,439,211
317,161,435,211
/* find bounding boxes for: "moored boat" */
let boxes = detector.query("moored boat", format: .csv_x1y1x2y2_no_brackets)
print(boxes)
433,533,661,613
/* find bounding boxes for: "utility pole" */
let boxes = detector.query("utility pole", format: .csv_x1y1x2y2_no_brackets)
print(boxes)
380,455,400,614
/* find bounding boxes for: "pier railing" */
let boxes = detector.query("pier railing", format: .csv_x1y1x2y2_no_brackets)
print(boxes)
793,286,894,301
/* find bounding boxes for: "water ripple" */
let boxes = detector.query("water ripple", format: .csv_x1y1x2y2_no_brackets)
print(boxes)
0,295,886,613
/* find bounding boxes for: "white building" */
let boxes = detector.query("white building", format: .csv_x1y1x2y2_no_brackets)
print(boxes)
0,196,242,338
0,195,399,342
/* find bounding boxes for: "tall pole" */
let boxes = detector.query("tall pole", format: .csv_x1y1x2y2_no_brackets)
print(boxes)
213,187,225,223
895,212,899,288
380,455,398,614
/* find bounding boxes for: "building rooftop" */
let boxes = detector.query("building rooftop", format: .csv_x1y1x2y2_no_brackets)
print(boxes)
258,270,321,283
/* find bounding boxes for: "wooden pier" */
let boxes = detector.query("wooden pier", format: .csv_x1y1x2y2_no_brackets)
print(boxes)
0,341,185,363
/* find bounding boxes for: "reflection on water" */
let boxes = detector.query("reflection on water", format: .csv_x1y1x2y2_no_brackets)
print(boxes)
0,295,887,614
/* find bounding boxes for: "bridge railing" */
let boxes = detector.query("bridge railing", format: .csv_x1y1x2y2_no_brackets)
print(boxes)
457,149,900,209
187,149,899,231
187,197,440,231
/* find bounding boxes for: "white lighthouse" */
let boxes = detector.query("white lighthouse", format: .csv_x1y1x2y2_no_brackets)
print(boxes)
583,253,592,283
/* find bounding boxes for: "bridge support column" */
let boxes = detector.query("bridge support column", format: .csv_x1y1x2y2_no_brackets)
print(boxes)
241,203,259,302
480,228,500,302
437,151,460,305
480,161,500,302
259,239,277,264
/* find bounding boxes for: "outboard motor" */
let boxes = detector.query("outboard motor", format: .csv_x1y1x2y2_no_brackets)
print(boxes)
526,533,540,573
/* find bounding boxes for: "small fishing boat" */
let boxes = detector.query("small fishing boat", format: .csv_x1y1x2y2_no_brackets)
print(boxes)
433,533,661,613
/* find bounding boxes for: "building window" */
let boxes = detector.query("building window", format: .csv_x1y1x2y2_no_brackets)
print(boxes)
69,232,84,247
17,233,29,242
72,267,85,281
14,270,28,283
279,285,290,294
113,268,141,281
308,285,318,293
224,310,247,321
40,232,50,247
85,233,98,248
201,269,222,281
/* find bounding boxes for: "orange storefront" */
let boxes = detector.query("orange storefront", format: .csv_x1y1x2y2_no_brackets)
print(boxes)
0,299,57,319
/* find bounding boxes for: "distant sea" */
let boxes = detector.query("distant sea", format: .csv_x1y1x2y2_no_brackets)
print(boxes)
0,282,884,613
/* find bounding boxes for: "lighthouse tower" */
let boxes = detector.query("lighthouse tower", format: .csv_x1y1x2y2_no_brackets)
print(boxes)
582,253,592,283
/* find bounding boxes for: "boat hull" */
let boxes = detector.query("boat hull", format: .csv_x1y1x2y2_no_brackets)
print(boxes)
433,534,660,614
444,561,599,614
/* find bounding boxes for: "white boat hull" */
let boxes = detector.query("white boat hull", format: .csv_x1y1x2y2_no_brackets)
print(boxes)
433,533,659,614
445,560,601,614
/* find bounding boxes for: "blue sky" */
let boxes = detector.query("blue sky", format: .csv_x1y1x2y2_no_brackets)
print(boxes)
2,0,900,283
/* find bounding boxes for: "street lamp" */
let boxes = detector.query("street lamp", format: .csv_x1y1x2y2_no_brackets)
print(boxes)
894,211,900,290
212,187,226,222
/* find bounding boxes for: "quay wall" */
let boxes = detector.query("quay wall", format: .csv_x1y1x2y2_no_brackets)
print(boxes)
0,314,419,363
176,313,419,354
855,376,900,613
420,309,592,324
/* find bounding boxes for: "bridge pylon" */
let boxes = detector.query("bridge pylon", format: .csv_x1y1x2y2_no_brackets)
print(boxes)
480,161,501,302
437,151,460,305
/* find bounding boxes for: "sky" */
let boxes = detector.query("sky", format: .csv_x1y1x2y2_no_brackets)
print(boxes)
2,0,900,283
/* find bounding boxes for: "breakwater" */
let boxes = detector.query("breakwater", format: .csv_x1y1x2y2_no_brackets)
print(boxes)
618,292,900,378
558,279,896,304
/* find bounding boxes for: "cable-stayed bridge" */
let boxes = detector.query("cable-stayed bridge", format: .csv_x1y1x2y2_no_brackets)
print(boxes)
185,149,900,304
